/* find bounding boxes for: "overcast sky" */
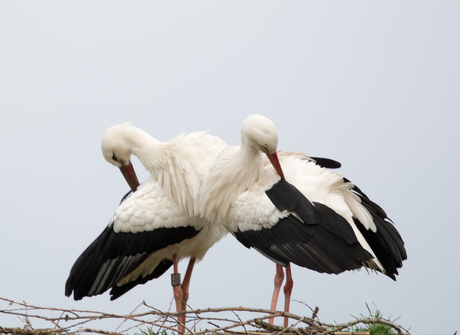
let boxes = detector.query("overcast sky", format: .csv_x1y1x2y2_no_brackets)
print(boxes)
1,2,459,334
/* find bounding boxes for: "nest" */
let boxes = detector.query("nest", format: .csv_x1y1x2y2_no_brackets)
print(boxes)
0,298,409,335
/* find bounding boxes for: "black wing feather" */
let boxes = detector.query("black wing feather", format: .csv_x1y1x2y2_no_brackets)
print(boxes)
65,223,200,300
234,214,370,274
310,157,342,169
233,179,373,275
109,259,173,300
266,179,318,224
348,181,407,280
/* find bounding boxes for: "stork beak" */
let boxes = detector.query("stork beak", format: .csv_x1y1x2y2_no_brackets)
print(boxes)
119,162,140,192
266,152,286,181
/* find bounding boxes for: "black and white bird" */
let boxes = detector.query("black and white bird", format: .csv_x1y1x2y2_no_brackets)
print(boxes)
199,114,407,326
65,123,228,332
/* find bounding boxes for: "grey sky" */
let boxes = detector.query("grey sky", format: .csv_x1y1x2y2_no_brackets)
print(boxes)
1,2,459,334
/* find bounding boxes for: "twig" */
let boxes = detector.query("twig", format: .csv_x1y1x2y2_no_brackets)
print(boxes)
316,317,408,335
0,297,410,335
77,328,125,335
254,317,326,335
311,307,319,320
0,327,62,335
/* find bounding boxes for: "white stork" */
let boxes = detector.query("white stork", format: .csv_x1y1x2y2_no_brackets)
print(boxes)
65,123,228,332
199,114,407,326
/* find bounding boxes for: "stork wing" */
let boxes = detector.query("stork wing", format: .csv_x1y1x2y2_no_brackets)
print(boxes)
65,178,200,300
227,174,373,275
345,178,407,280
277,151,341,169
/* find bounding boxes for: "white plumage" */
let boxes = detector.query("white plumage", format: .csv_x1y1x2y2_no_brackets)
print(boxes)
66,116,405,330
101,122,227,216
200,114,406,326
66,122,228,332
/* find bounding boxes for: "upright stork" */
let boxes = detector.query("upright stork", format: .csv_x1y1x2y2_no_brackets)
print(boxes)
200,115,407,326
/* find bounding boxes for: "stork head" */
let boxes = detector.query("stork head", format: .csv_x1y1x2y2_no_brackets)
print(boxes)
241,115,285,180
101,122,140,191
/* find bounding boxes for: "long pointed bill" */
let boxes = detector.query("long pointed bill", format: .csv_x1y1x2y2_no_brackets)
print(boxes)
119,162,140,192
266,152,286,181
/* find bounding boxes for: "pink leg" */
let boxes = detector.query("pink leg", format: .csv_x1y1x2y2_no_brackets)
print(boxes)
178,257,196,330
181,258,196,312
283,263,293,327
269,264,285,324
172,254,185,333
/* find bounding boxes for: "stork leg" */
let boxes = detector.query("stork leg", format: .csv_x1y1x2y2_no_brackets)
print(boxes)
172,254,185,333
178,257,196,330
181,258,196,311
283,263,293,327
269,264,285,324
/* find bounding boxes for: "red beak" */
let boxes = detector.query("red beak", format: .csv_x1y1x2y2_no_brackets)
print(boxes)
266,152,285,181
119,162,140,192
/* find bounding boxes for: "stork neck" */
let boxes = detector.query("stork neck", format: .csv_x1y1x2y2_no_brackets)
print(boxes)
129,130,199,216
127,127,166,173
199,143,264,222
237,144,264,186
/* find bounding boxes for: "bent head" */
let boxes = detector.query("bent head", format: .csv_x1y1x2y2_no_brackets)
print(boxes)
241,115,278,154
241,115,285,180
101,122,134,167
101,122,140,191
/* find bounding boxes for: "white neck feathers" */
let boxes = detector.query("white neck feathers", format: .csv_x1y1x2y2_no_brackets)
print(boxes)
200,144,264,222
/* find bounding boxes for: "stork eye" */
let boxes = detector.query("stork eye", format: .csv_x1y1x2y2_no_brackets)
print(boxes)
260,145,269,153
112,153,119,162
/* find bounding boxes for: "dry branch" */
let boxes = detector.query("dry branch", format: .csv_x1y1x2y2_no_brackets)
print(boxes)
0,297,410,335
0,327,63,335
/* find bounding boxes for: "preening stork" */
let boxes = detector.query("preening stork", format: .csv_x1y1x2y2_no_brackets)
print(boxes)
65,123,228,332
200,115,407,326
